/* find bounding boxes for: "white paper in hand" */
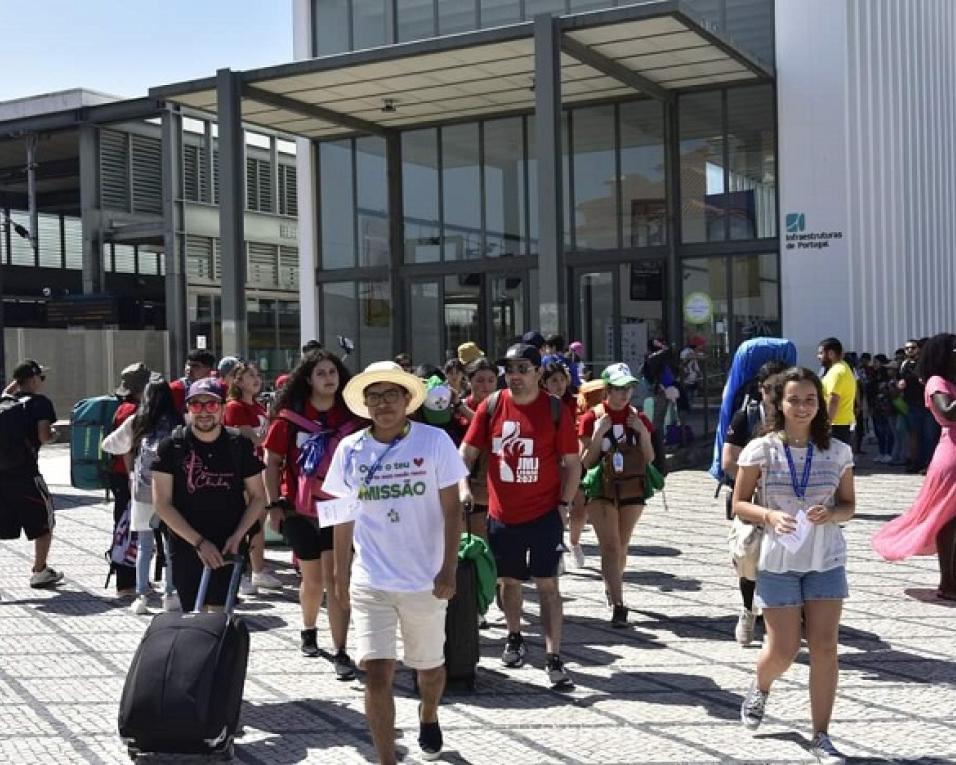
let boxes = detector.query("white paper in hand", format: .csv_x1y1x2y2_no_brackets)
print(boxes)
316,496,362,528
775,499,813,554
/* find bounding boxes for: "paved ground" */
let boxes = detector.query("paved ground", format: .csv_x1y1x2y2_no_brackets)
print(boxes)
1,445,954,764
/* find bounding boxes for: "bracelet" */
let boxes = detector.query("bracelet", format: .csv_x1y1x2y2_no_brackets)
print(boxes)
193,536,205,551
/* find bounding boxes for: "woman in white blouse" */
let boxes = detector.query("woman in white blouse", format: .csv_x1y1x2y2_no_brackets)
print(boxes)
732,367,856,765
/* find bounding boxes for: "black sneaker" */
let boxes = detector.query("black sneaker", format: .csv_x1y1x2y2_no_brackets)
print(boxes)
545,653,574,690
501,632,527,667
332,649,356,681
300,628,320,657
417,704,443,761
611,604,629,628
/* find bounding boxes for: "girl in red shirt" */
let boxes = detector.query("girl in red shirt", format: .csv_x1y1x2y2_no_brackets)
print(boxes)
223,363,279,596
459,357,499,538
262,350,365,678
578,363,655,628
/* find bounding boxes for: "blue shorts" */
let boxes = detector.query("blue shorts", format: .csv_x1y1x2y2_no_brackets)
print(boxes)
487,508,564,581
755,566,848,609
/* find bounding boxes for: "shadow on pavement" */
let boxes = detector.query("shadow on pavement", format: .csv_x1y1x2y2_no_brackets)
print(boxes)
243,614,289,632
622,569,702,592
12,591,118,615
904,588,956,607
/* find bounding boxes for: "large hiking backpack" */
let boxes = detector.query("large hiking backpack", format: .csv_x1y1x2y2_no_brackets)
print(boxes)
0,394,35,471
71,395,122,490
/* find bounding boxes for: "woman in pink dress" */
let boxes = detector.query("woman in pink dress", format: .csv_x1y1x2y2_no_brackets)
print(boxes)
873,333,956,599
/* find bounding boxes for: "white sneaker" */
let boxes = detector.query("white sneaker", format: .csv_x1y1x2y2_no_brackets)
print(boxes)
251,570,281,589
29,566,64,589
735,608,756,646
162,593,181,612
810,732,845,765
569,544,586,568
130,595,149,615
239,576,257,596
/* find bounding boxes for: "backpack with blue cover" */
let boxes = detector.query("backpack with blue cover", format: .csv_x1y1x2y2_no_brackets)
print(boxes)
70,394,122,490
0,394,35,471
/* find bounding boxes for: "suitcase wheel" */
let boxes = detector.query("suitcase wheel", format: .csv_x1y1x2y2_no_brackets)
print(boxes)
127,747,138,762
214,740,235,761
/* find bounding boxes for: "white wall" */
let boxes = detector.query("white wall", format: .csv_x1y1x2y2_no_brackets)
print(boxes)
777,0,956,365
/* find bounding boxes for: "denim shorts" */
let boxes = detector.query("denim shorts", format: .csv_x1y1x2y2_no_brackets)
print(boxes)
754,566,848,609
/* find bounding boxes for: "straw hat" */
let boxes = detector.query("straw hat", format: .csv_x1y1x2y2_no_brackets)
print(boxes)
342,361,427,419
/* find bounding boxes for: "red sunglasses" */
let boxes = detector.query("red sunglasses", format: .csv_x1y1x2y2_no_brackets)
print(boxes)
186,399,222,414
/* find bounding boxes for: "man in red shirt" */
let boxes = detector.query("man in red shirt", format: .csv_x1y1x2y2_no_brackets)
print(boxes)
460,343,581,689
169,349,216,413
109,362,150,595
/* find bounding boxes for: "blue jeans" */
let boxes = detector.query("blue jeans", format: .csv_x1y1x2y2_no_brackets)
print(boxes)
872,414,894,456
907,405,939,468
136,529,175,596
891,414,909,462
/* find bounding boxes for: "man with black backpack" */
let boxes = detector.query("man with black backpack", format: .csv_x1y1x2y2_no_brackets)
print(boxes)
0,359,62,588
152,377,267,613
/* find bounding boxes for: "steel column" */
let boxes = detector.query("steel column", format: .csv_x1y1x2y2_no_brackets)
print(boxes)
78,124,103,294
25,135,39,266
663,100,682,346
216,68,247,357
161,108,188,374
533,13,565,336
385,130,404,354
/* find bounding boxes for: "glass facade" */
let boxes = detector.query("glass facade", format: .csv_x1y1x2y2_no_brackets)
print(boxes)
321,280,393,369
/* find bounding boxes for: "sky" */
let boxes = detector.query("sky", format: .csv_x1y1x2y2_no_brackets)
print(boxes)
1,1,294,102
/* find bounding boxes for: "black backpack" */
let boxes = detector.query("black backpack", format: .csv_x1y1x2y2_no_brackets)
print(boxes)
0,394,35,471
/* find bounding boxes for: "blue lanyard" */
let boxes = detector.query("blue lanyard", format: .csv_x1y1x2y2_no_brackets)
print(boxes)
345,423,410,489
782,441,814,500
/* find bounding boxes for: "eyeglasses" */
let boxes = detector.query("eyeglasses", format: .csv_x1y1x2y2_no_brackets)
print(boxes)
186,399,222,414
505,363,534,375
364,389,405,407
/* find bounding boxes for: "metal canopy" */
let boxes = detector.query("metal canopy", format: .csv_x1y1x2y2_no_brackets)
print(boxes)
151,1,773,140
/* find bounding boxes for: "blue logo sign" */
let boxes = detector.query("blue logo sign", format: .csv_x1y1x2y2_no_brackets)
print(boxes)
785,213,806,233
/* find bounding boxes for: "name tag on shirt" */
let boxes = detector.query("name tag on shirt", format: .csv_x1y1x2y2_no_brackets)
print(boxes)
316,496,362,528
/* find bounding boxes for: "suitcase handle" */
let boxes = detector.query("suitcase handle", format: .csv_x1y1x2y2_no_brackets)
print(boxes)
193,543,248,615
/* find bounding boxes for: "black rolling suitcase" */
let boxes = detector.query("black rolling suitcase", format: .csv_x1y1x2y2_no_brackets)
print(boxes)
118,554,249,761
443,556,480,690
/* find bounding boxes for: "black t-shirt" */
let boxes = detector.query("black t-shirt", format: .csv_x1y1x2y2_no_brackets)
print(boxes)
900,359,925,408
152,428,264,547
22,394,56,452
725,404,764,448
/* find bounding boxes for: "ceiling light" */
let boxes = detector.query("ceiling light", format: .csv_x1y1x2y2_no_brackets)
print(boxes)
382,98,397,113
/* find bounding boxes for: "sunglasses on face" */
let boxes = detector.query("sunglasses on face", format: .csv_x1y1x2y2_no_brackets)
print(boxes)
364,389,404,407
187,399,222,414
505,363,534,375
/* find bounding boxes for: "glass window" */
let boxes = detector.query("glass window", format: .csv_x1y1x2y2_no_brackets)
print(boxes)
38,214,61,268
480,0,521,27
524,0,566,17
526,112,570,253
356,136,390,267
679,91,726,243
321,282,358,369
248,297,278,377
726,0,775,64
620,100,666,248
188,293,215,356
619,261,665,373
64,216,82,269
402,129,441,263
353,0,389,50
444,274,481,357
577,271,615,371
732,253,780,342
483,117,526,259
9,211,33,266
489,273,526,359
441,123,481,261
277,300,301,380
397,0,436,42
727,85,776,240
572,104,618,250
409,281,441,364
320,140,355,269
359,280,392,366
314,0,350,55
440,0,477,34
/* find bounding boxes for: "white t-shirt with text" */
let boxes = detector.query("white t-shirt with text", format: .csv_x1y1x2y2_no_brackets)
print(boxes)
737,433,854,574
322,421,469,592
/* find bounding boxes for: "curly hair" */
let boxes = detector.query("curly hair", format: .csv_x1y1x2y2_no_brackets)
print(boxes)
769,367,831,450
272,349,351,416
226,362,259,401
916,333,956,383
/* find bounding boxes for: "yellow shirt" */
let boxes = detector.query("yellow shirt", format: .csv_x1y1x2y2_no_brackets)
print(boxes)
822,360,856,426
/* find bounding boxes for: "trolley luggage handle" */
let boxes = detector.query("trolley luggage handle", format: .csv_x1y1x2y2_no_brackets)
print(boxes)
193,543,248,615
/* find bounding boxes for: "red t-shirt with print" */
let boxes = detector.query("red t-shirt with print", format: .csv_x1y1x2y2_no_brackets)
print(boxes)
463,389,579,524
224,399,268,457
262,401,365,500
578,404,654,441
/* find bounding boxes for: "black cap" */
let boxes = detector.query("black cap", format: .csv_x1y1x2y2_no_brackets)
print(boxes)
12,359,47,383
496,343,542,368
521,330,546,349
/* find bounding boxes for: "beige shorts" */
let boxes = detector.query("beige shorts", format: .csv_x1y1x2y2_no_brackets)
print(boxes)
351,583,448,670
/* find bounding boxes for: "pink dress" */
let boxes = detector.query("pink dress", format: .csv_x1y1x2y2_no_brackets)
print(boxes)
873,376,956,559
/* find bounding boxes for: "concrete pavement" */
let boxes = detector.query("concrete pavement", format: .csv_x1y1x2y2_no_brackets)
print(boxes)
0,445,953,763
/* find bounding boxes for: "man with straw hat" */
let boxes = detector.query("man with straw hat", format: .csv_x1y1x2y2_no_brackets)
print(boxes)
323,361,468,764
